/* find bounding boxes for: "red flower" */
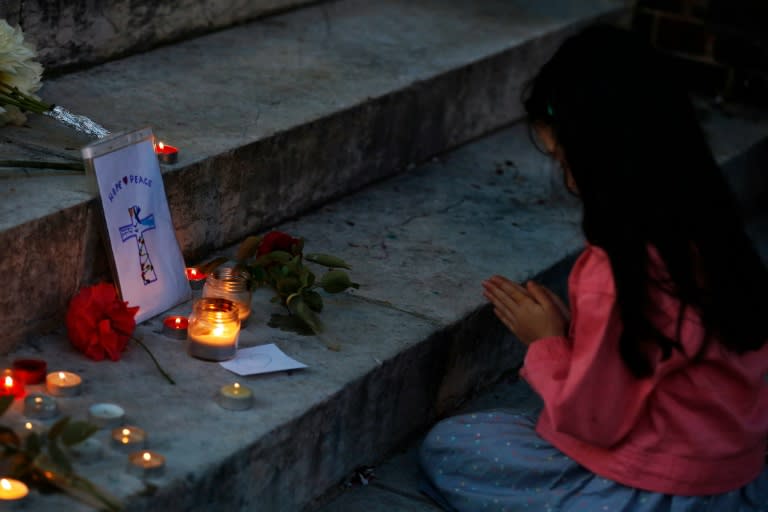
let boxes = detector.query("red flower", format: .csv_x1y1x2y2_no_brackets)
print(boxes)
65,283,139,361
257,231,301,257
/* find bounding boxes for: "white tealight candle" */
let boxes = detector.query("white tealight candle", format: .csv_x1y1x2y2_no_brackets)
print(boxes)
111,426,147,451
128,450,165,479
88,403,126,428
23,393,59,419
46,371,82,397
0,478,28,500
217,382,254,410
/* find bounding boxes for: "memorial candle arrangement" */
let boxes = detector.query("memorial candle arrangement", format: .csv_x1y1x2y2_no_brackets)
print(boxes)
154,141,179,164
187,298,240,361
202,267,252,325
1,369,25,399
45,371,82,396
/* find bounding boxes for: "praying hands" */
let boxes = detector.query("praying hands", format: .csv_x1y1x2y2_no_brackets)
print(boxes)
482,276,570,345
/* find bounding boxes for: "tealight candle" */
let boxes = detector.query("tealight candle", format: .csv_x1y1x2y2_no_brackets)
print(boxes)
128,450,165,479
187,298,240,361
162,315,189,340
21,420,45,436
12,359,47,385
23,393,59,420
46,371,82,397
88,403,125,428
217,382,254,410
111,426,147,451
155,141,179,164
186,267,207,290
1,369,25,399
0,478,28,500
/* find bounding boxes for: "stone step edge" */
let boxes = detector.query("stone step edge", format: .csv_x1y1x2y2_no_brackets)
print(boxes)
0,8,628,354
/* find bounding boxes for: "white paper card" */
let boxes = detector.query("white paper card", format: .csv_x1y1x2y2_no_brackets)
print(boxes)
220,344,308,376
82,128,191,323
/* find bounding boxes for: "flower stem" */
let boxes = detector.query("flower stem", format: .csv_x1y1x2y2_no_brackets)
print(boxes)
132,337,175,385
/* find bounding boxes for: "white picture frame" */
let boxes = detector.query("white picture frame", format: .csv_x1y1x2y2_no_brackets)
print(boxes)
82,127,191,323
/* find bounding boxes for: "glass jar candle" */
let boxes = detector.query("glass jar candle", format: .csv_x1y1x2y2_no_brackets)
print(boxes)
187,298,241,361
202,267,252,325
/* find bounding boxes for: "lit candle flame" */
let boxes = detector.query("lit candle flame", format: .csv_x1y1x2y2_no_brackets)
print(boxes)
213,325,225,337
1,479,9,490
234,382,240,389
175,317,182,326
35,396,42,404
24,422,32,430
158,141,165,150
122,437,130,444
58,371,66,381
189,268,198,277
4,375,12,388
143,452,152,462
122,428,131,436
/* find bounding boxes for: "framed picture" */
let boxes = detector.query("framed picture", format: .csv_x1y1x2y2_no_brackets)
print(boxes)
82,127,191,323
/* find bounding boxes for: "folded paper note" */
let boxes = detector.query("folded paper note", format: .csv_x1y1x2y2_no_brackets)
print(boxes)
220,344,308,376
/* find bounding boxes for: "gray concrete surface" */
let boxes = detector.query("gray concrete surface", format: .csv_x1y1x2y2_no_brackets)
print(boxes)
2,121,583,512
0,0,318,72
0,0,629,353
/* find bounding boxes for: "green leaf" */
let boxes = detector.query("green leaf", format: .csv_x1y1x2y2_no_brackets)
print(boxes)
25,432,41,455
236,235,263,261
47,440,74,475
0,425,20,449
197,256,229,275
61,421,99,446
0,395,13,417
276,276,301,295
268,313,315,335
254,250,292,267
305,253,351,269
288,296,323,334
48,417,70,442
302,290,324,313
319,270,360,293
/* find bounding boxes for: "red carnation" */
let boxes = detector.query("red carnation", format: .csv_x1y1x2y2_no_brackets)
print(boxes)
65,283,139,361
257,231,301,257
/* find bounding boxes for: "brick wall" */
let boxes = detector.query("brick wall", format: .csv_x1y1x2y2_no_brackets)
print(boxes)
632,0,768,105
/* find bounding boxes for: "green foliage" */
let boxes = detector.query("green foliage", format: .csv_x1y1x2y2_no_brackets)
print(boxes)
0,402,121,510
204,232,360,339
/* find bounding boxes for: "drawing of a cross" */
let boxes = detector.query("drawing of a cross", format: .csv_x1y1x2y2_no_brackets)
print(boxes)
119,205,157,285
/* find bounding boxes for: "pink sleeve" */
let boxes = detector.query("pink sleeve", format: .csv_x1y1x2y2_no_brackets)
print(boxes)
520,291,656,448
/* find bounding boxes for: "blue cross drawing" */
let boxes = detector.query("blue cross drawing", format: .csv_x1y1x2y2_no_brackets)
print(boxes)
119,205,157,285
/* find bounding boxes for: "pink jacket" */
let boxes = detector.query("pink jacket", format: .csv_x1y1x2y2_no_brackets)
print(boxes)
520,245,768,495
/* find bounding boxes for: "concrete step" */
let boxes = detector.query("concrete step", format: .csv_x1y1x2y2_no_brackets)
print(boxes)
0,0,630,354
3,93,767,510
3,120,585,512
0,0,317,72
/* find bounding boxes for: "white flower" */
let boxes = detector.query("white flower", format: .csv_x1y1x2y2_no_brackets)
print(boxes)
0,19,44,125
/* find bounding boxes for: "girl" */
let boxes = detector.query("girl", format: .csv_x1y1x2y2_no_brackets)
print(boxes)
420,25,768,511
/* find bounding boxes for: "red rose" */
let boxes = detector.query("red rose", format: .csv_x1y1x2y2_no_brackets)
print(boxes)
65,283,139,361
257,231,301,257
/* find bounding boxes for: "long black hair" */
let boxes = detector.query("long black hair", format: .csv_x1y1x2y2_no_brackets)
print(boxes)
524,24,768,378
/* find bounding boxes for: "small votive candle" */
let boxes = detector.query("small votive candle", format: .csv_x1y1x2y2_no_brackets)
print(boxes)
162,315,189,340
186,267,206,290
88,403,125,428
46,371,82,397
1,369,25,399
12,359,47,385
154,141,179,164
217,382,254,410
111,426,147,451
0,478,28,500
128,450,165,479
187,298,240,361
23,393,59,420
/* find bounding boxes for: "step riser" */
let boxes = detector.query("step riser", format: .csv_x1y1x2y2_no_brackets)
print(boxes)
1,17,608,354
0,0,318,72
